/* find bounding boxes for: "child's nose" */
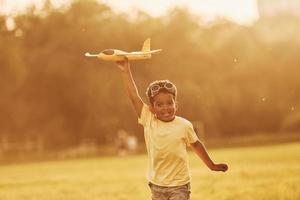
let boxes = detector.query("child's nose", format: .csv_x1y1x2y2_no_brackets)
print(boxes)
162,104,170,110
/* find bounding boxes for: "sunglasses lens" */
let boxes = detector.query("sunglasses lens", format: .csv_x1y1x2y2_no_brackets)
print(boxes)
165,83,173,89
151,85,160,92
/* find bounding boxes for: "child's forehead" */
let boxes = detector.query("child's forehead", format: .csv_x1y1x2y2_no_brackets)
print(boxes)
153,92,175,102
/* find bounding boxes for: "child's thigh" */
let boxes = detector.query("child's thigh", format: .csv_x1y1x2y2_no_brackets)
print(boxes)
168,184,191,200
148,183,168,200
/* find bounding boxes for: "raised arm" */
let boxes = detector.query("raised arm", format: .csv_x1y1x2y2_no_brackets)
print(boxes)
116,58,144,117
191,140,228,172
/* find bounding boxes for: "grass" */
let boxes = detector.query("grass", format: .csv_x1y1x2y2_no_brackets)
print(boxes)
0,142,299,200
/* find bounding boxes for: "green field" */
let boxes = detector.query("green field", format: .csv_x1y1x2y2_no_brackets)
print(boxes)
0,142,299,200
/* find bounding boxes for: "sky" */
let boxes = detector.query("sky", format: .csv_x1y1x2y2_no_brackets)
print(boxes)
0,0,259,25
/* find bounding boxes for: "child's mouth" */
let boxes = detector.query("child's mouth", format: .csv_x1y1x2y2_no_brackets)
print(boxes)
161,112,172,118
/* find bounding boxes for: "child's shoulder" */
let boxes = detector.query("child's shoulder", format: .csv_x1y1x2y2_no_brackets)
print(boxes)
175,116,193,127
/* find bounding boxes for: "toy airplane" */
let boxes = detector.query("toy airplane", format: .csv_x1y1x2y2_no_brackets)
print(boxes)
85,38,162,61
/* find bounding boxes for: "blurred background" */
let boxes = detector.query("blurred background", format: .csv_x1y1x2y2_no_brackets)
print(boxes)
0,0,299,162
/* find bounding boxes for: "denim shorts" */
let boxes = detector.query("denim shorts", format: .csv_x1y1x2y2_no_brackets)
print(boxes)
148,182,191,200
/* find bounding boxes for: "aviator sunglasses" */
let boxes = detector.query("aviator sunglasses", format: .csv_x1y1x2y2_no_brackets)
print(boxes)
150,82,176,97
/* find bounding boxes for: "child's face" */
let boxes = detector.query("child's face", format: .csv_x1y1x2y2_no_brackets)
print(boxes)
150,92,177,122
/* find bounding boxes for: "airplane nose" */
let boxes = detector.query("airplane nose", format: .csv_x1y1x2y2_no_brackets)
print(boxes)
85,52,98,57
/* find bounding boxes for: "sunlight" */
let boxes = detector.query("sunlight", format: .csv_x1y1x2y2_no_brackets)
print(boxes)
103,0,259,25
0,0,70,15
1,0,259,24
1,0,42,14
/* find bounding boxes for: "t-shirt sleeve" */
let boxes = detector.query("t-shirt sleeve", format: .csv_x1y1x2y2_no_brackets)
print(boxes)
138,103,152,127
185,122,199,145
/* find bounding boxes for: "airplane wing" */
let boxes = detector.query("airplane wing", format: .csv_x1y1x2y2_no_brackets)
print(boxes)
115,52,145,56
116,50,162,56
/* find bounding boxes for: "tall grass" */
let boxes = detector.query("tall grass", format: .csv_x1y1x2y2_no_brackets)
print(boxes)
0,142,299,200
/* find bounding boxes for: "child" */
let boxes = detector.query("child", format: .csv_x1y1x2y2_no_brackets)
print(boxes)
116,58,228,200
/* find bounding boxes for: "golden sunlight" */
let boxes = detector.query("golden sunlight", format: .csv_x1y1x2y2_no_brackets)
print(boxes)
103,0,259,25
1,0,259,24
0,0,70,15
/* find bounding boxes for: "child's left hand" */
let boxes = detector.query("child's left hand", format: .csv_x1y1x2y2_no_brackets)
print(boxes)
211,163,228,172
116,57,129,71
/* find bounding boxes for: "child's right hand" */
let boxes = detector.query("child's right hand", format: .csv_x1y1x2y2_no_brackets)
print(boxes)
211,163,228,172
116,57,130,71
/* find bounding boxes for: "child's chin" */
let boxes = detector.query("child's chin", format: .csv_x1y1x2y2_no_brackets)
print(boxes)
159,116,175,122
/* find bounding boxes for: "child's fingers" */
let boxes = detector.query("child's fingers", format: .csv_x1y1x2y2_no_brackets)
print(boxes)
221,164,228,172
116,58,129,65
116,60,125,65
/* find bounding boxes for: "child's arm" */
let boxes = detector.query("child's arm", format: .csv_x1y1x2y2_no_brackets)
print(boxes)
191,140,228,172
116,58,144,117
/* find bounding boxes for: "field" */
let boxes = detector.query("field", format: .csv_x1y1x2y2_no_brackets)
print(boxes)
0,142,299,200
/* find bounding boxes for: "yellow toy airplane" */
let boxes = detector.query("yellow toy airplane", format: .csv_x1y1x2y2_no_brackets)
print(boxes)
85,38,162,61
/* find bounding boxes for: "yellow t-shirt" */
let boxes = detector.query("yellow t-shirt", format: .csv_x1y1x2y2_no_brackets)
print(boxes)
138,104,199,186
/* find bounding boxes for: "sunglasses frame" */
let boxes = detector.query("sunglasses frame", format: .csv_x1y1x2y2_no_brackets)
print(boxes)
150,82,176,98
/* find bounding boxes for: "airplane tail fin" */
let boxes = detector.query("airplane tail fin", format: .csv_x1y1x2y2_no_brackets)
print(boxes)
142,38,151,52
